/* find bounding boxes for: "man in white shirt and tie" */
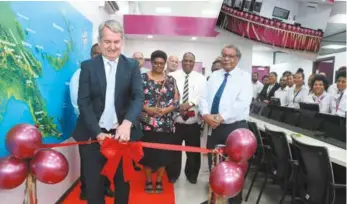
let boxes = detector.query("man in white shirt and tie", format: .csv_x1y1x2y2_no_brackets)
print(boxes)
166,52,206,184
69,43,114,200
200,44,252,204
274,76,289,106
252,72,264,100
74,20,143,204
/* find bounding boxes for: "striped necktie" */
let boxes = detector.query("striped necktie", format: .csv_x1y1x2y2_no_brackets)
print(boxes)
182,74,189,103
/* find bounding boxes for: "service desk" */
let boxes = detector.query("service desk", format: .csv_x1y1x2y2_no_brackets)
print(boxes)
249,114,347,167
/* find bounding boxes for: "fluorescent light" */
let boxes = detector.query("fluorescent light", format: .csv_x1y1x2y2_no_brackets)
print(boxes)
155,7,171,14
147,35,153,39
321,44,346,49
328,14,347,24
191,37,197,40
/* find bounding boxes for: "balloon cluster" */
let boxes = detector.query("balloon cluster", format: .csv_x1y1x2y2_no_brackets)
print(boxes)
209,128,257,198
0,124,69,190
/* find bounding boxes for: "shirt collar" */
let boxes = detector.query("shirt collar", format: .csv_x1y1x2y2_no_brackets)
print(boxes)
102,55,119,66
221,66,239,76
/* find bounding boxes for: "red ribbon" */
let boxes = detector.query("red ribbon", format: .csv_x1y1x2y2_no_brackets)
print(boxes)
41,138,217,183
100,139,143,183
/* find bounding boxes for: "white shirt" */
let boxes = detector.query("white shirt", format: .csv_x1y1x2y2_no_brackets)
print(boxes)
274,86,289,106
330,89,346,117
286,85,309,109
199,67,252,124
170,70,206,124
252,81,263,99
99,56,119,130
69,69,81,115
304,92,332,114
328,83,337,95
140,67,150,74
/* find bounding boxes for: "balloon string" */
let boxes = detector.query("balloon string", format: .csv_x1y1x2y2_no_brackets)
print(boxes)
41,140,220,154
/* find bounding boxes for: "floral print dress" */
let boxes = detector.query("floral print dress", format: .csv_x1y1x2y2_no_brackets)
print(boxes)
141,73,180,133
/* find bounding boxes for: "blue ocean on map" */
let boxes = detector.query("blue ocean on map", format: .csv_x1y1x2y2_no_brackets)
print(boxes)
0,2,92,157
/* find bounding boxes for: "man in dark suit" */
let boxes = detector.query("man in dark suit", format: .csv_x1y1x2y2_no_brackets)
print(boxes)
74,20,144,204
258,71,280,103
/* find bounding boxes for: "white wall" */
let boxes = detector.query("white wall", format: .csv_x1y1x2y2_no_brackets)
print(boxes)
252,51,314,83
252,51,273,66
317,51,347,79
260,0,299,24
295,3,332,30
124,30,254,76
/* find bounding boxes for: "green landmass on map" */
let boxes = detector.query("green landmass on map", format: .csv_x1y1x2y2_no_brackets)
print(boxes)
0,1,73,137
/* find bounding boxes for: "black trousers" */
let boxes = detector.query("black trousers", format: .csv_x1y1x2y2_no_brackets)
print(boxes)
79,146,111,194
166,123,201,181
207,121,248,204
79,129,129,204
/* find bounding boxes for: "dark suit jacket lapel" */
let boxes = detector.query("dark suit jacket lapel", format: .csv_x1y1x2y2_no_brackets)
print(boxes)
114,55,125,102
95,55,107,99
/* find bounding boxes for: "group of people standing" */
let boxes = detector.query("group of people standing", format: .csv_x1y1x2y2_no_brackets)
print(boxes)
69,19,252,204
252,67,346,116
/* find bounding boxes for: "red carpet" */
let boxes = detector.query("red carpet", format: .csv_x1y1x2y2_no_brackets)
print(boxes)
62,170,175,204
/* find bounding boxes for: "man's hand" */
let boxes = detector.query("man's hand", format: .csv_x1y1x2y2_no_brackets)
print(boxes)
180,103,191,111
96,133,112,145
115,120,132,142
202,114,221,129
263,100,270,104
145,107,158,116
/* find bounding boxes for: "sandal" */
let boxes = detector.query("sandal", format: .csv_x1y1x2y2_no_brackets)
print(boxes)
145,181,153,193
155,181,163,193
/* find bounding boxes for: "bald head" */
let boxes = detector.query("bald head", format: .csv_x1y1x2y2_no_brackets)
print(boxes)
167,55,179,72
132,52,144,67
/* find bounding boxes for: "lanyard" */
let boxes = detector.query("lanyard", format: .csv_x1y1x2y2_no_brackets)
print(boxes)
293,87,302,103
312,94,325,104
335,91,344,112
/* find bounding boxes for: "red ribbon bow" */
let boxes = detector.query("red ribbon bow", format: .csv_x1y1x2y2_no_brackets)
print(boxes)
100,139,143,183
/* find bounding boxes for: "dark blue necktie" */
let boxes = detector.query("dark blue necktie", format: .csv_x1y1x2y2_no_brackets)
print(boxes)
211,73,229,114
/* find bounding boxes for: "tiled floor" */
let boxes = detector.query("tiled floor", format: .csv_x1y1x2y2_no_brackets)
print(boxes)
174,154,291,204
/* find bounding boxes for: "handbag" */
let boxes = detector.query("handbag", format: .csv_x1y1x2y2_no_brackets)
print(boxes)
140,77,167,127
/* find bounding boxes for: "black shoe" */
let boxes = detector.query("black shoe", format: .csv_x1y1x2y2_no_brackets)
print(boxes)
104,187,115,197
79,191,87,200
187,177,197,184
168,178,177,183
134,166,142,171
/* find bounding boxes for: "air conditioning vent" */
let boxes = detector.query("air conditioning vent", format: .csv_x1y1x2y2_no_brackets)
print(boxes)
306,2,318,9
104,1,119,14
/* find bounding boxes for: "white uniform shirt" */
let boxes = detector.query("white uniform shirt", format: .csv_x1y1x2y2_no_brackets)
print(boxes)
274,86,289,106
252,81,263,99
286,85,309,109
330,90,346,117
304,92,332,114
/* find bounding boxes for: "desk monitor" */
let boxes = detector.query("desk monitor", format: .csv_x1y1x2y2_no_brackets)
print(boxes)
270,97,281,106
317,113,346,143
299,102,319,112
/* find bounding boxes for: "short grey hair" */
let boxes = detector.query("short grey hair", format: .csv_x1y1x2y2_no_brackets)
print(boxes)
223,44,242,60
98,20,124,41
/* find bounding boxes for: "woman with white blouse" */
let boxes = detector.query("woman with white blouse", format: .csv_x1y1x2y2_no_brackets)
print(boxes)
330,71,346,117
287,71,309,108
304,75,332,114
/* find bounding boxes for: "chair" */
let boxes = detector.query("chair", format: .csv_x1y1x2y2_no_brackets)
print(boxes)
245,122,272,204
291,137,346,204
260,105,271,118
265,128,299,204
298,109,320,131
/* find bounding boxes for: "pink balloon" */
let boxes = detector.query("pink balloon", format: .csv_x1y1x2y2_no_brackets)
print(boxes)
238,161,249,175
0,156,28,190
30,149,69,184
6,124,42,159
226,128,257,163
209,161,244,197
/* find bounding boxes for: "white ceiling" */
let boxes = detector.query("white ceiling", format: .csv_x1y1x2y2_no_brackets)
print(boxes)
132,0,224,18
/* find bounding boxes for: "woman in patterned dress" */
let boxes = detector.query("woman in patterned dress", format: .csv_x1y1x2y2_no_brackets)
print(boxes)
139,50,180,194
